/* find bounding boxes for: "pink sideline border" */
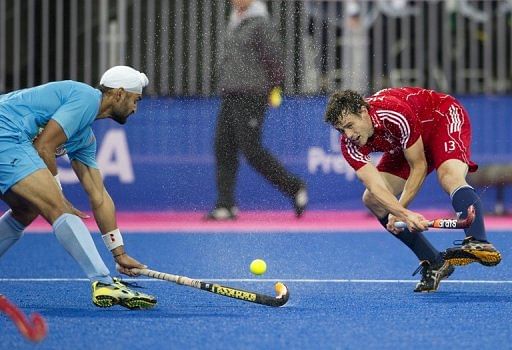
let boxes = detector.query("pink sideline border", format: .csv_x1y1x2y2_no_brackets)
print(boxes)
21,210,512,233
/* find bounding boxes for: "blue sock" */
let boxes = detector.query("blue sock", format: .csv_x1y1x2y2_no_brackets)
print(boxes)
451,186,487,242
53,214,112,284
378,216,442,263
0,210,26,258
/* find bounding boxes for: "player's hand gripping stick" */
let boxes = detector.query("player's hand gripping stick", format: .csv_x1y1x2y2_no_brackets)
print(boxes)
394,205,475,230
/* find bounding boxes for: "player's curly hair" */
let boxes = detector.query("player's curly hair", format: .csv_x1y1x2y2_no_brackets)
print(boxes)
324,90,369,127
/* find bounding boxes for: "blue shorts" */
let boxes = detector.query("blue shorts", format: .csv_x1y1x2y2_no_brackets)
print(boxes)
0,137,47,194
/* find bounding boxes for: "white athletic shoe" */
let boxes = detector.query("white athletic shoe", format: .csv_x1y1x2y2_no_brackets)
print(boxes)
205,207,238,220
293,186,308,217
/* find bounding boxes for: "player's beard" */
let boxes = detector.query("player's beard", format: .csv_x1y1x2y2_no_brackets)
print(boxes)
111,111,131,125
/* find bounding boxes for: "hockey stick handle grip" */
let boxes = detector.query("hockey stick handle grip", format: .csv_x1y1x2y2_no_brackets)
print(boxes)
394,221,433,229
394,222,407,229
132,268,201,289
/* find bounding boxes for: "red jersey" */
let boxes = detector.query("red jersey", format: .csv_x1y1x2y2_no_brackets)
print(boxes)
340,87,474,173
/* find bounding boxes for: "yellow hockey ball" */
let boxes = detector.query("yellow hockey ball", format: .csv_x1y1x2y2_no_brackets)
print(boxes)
250,259,267,275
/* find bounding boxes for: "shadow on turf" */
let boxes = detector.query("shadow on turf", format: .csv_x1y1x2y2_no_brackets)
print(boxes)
416,292,512,304
35,307,246,319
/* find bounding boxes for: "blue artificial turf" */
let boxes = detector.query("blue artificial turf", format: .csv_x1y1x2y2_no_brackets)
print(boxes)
0,231,510,349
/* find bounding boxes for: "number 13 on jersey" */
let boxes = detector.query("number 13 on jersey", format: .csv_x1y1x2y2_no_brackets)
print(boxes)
444,141,456,152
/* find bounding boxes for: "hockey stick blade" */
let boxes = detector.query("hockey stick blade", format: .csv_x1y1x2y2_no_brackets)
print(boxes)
133,268,289,307
394,205,475,229
0,295,47,342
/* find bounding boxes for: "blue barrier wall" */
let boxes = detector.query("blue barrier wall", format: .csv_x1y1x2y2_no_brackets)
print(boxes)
57,95,512,212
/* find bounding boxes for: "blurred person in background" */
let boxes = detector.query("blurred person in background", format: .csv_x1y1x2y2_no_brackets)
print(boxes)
206,0,307,220
324,87,501,293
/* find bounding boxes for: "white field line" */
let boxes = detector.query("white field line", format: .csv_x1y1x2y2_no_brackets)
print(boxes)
1,278,512,284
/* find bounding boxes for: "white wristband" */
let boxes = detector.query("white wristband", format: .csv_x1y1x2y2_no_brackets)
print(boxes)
54,174,62,190
102,229,124,251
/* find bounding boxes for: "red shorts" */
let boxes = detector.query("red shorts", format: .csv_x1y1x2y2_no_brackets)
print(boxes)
377,97,478,180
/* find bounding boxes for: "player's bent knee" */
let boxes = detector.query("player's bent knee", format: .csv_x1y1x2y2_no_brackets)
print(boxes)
240,145,261,160
362,191,388,217
362,190,378,209
7,201,39,226
38,202,73,224
437,172,467,194
11,209,38,227
243,152,267,167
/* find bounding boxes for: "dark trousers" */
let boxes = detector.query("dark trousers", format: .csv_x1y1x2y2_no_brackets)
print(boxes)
214,94,303,208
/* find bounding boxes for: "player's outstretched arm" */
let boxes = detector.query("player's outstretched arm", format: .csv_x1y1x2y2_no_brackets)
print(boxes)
33,120,67,176
356,163,428,232
71,160,147,275
356,163,409,218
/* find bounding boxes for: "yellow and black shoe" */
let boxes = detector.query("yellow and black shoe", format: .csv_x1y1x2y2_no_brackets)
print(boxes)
92,277,157,310
444,236,502,267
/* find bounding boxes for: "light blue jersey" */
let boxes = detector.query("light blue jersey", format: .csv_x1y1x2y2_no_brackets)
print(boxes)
0,81,101,193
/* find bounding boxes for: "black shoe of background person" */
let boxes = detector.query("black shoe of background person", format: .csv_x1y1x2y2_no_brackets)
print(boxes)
412,260,455,293
293,186,308,218
204,206,238,221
